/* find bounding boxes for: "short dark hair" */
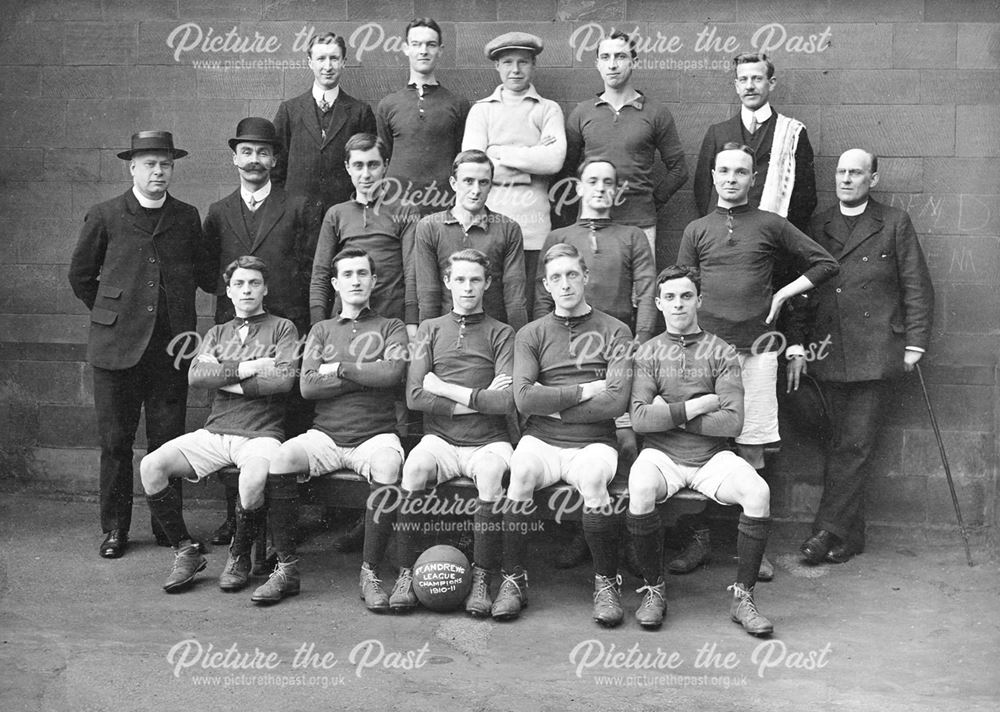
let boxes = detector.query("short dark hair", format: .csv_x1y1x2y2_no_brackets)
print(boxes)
307,32,347,59
452,149,494,179
224,255,269,284
733,52,775,79
405,18,442,44
577,157,618,182
543,242,588,273
598,30,637,61
344,133,389,163
655,265,701,296
331,247,376,277
715,141,754,168
444,248,491,280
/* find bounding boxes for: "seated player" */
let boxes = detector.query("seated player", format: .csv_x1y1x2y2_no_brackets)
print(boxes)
141,256,298,593
392,248,516,615
627,265,773,635
496,243,633,626
252,247,409,609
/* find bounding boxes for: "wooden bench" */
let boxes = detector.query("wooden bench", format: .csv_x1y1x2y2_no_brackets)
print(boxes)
217,467,707,525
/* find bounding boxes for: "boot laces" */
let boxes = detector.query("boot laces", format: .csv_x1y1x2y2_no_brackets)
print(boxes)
594,573,622,605
636,580,664,608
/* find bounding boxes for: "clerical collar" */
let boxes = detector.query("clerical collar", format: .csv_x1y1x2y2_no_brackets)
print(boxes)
839,200,868,217
241,182,271,209
232,311,268,327
714,203,751,215
132,187,165,209
312,84,340,107
451,310,485,324
741,104,773,132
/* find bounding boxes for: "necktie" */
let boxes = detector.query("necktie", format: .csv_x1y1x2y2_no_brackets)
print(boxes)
248,196,259,212
319,94,331,113
749,114,758,136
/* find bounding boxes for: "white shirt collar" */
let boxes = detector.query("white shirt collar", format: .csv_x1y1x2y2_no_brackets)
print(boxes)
132,187,166,209
312,84,340,107
240,181,272,209
839,200,869,217
741,103,773,132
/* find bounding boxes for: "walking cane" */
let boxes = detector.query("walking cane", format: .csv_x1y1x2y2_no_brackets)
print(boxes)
914,364,974,567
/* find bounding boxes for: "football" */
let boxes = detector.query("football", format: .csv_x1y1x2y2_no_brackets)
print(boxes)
412,544,473,612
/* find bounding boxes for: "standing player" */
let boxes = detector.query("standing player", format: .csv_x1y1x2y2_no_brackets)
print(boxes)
415,150,528,330
392,249,515,615
141,256,298,594
671,144,836,578
627,265,773,635
252,248,408,609
376,18,469,216
563,30,688,261
494,243,633,626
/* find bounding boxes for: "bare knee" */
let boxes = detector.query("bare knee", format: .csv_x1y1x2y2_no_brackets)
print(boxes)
238,459,269,509
401,451,436,491
369,449,402,485
743,477,770,518
627,466,661,515
508,452,542,501
472,454,506,502
139,452,170,494
577,466,612,509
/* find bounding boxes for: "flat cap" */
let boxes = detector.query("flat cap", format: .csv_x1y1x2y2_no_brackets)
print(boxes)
484,31,543,60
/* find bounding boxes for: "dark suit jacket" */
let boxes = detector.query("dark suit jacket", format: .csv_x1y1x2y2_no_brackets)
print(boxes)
68,190,214,370
806,199,934,382
272,89,377,214
694,111,817,232
203,186,320,330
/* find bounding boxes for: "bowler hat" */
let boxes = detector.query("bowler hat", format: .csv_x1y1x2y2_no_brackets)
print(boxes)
779,372,833,441
228,117,283,152
485,31,543,60
117,130,188,160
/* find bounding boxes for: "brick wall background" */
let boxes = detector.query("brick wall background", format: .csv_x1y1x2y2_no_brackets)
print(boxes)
1,0,997,548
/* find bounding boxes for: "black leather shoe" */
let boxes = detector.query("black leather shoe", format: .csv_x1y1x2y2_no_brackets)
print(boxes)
100,529,128,559
333,517,365,553
825,541,862,564
800,530,838,565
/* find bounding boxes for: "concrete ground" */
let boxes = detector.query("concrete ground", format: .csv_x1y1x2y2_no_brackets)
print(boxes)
0,492,997,712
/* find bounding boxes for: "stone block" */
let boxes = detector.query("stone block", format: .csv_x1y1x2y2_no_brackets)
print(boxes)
925,480,988,527
13,217,84,264
65,22,137,65
0,315,90,345
739,0,921,22
903,429,992,481
0,149,45,182
414,0,498,21
0,361,90,406
497,0,557,21
455,22,575,67
889,381,994,431
43,149,103,182
957,23,1000,68
0,265,65,314
104,0,180,21
0,182,73,217
822,106,954,157
0,21,61,64
868,473,928,525
881,192,998,237
127,65,199,97
0,100,67,149
129,98,247,150
346,0,416,20
0,67,40,98
892,23,957,69
921,158,995,194
435,68,498,102
71,182,124,216
956,105,1000,157
261,0,348,21
927,1,1000,22
678,73,737,103
29,447,100,492
177,0,264,20
63,99,137,149
837,69,921,105
0,385,39,448
195,65,283,98
37,405,97,448
39,67,129,99
13,0,101,21
921,69,1000,104
628,0,734,22
922,235,1000,286
789,482,823,516
943,283,1000,333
